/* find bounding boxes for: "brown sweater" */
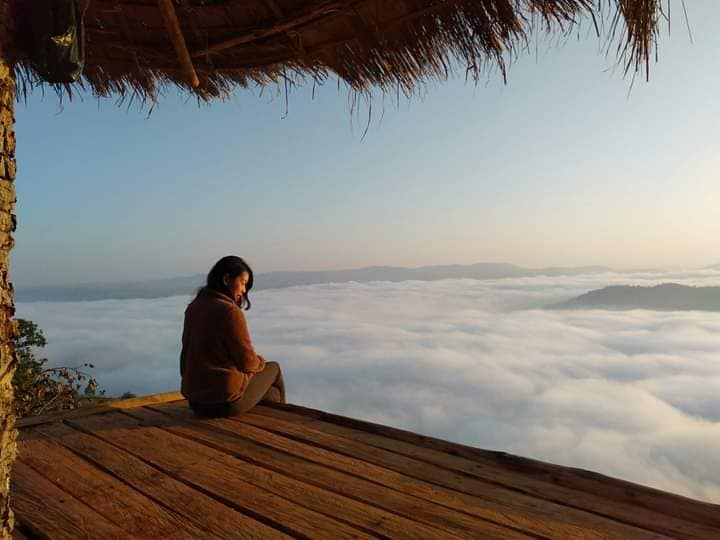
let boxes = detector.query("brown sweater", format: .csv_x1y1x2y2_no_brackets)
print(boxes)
180,287,266,404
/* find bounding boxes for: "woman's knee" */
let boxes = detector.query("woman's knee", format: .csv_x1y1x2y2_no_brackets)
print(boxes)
263,361,282,379
264,360,280,372
261,386,282,404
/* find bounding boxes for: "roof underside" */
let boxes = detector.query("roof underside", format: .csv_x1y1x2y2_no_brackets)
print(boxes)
12,397,720,539
11,0,666,102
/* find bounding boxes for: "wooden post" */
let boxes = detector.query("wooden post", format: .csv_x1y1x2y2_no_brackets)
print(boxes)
158,0,200,88
0,0,17,537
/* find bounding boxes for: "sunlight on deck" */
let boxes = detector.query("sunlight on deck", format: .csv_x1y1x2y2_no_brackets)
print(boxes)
10,395,720,539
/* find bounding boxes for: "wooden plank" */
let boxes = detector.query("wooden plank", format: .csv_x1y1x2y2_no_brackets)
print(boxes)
31,421,288,540
158,0,200,87
236,405,715,540
223,413,648,540
148,404,686,540
148,403,634,540
66,412,377,540
192,0,355,58
262,403,720,529
128,406,527,539
252,404,720,539
16,391,184,428
11,460,128,540
89,409,462,539
17,430,212,539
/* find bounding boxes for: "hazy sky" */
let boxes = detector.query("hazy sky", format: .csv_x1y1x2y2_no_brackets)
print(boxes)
12,2,720,286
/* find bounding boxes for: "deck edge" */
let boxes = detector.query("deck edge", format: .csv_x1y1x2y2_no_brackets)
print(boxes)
261,402,720,514
16,391,184,428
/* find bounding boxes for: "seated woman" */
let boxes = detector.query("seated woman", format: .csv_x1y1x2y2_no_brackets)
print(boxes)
180,255,285,417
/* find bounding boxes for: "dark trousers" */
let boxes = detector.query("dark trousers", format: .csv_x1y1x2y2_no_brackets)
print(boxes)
189,361,286,418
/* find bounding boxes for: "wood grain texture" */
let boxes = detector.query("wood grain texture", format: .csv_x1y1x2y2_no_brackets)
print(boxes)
16,391,184,428
250,404,720,539
149,402,620,539
66,412,376,539
18,430,210,539
11,397,720,539
130,405,525,539
11,460,128,540
259,403,720,528
32,421,289,540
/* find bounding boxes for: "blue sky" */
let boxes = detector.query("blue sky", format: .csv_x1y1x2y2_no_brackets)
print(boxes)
12,2,720,286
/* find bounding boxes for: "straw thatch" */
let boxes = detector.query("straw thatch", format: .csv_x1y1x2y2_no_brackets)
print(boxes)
10,0,665,102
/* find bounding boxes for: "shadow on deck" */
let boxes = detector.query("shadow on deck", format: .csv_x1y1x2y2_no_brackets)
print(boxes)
10,392,720,539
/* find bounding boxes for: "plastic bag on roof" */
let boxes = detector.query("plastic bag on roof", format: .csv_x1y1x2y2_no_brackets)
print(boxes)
22,0,89,83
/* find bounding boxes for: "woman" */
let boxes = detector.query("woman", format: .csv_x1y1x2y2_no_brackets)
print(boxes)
180,256,286,417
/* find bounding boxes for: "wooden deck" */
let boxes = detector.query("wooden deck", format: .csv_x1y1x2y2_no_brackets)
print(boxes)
10,394,720,539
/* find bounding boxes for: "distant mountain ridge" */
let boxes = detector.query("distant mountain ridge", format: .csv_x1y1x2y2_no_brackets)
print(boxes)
16,262,612,303
557,283,720,311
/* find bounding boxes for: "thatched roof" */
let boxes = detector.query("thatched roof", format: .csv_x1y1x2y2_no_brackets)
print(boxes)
10,0,666,102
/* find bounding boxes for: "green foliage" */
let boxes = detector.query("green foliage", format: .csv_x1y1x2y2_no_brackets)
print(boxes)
12,318,104,418
120,391,137,399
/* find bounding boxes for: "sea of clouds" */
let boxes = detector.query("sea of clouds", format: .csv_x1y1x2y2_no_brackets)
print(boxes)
16,269,720,503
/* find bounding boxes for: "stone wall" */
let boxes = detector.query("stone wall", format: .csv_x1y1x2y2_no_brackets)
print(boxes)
0,0,18,536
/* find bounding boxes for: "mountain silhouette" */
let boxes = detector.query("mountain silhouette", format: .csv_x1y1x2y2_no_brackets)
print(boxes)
557,283,720,311
16,263,612,302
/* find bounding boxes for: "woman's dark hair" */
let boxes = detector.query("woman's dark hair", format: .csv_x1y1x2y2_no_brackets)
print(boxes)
200,256,254,310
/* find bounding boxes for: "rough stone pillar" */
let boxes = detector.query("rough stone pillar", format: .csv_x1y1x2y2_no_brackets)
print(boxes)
0,0,17,537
